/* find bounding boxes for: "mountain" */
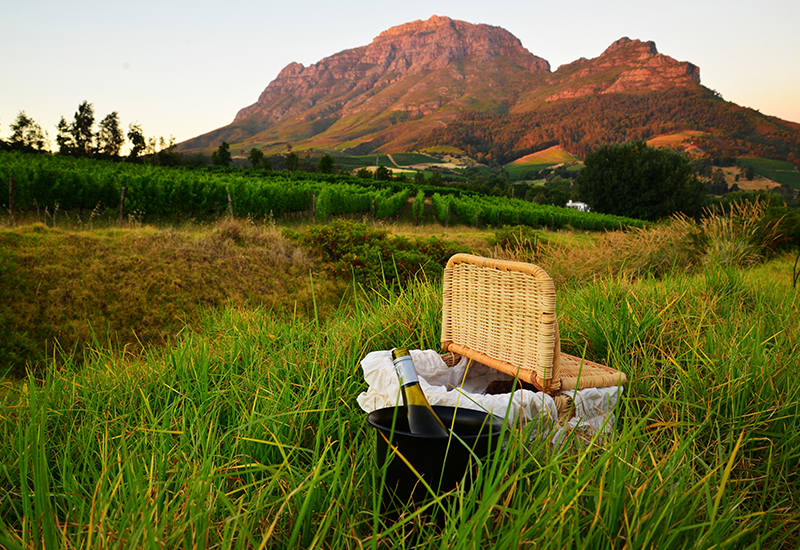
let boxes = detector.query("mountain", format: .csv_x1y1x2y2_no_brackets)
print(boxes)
177,16,800,163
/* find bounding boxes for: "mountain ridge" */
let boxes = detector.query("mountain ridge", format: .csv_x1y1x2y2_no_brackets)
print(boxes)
177,16,800,164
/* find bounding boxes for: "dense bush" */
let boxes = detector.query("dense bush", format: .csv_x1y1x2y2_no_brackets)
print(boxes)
287,220,465,289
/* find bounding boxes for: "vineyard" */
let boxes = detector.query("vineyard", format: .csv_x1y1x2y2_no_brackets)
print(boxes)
431,193,647,231
0,150,645,230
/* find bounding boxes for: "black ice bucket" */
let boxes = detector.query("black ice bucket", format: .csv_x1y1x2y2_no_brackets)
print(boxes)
367,405,505,519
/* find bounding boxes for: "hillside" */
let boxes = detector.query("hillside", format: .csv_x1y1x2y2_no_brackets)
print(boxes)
177,16,800,164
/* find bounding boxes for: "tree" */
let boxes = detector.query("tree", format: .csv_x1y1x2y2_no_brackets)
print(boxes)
709,169,728,195
575,141,706,220
248,147,265,169
127,122,146,160
414,171,425,185
156,135,180,166
71,101,95,156
9,111,47,151
211,141,232,167
96,111,124,157
317,153,335,174
55,116,75,154
284,152,299,172
375,165,392,181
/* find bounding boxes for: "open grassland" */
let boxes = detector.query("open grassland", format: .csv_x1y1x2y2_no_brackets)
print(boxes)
1,202,800,548
505,146,581,178
1,253,798,548
647,130,707,149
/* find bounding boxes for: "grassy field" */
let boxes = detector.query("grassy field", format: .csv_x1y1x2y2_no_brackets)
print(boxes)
505,146,581,179
1,205,800,548
647,130,707,149
738,158,800,189
388,153,441,166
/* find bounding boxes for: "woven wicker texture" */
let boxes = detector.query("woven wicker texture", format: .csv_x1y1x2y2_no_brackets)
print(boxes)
441,253,626,393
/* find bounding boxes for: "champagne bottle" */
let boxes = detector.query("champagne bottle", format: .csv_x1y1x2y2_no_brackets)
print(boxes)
391,347,448,436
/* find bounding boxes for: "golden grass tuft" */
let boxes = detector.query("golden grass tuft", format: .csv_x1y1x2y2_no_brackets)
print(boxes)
491,198,784,288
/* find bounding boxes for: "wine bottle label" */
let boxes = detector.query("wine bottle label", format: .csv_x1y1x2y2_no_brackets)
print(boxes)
392,354,418,387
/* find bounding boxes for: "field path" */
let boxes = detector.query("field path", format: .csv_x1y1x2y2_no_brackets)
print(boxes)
387,153,401,168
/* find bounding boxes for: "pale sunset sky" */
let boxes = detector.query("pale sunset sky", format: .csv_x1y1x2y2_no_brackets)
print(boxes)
2,0,798,149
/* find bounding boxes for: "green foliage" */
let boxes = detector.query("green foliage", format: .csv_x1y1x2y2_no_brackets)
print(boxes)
290,219,464,289
0,150,663,232
314,186,409,221
709,168,728,195
315,185,373,220
96,111,124,157
8,111,47,151
55,117,74,155
576,141,707,221
431,193,449,224
738,157,800,188
375,164,392,181
317,153,335,174
247,147,265,169
445,192,647,230
490,225,549,255
127,122,146,160
285,151,299,172
211,141,232,167
413,189,425,224
71,100,95,156
716,191,800,252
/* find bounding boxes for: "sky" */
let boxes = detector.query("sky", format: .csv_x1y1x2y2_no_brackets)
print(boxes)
2,0,798,151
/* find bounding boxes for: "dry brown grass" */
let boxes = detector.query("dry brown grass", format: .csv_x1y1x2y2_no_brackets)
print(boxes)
490,198,783,288
0,219,344,375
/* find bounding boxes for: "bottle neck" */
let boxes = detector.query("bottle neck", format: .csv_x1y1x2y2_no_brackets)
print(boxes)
392,354,419,387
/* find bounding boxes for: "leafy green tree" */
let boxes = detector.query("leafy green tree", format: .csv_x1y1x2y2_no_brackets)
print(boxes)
55,116,75,154
414,171,425,185
248,147,265,169
356,168,371,179
71,100,95,156
9,111,47,151
96,111,124,157
576,141,706,220
211,141,232,167
317,153,335,174
709,169,728,195
127,122,146,160
428,172,443,186
375,165,392,181
284,152,299,172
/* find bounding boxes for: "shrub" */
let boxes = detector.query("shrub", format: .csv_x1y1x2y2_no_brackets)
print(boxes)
289,220,464,289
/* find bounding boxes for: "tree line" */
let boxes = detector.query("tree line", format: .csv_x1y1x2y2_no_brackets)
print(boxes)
1,100,175,162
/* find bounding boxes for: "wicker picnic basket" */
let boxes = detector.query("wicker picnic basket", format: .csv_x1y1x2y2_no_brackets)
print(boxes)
441,253,627,394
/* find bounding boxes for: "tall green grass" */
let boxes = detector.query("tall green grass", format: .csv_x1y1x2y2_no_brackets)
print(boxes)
2,252,799,548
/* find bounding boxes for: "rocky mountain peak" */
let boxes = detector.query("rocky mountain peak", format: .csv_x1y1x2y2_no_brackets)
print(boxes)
544,37,700,101
179,20,715,155
231,15,549,126
602,36,658,57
